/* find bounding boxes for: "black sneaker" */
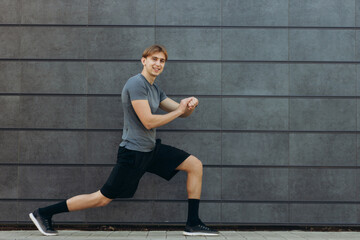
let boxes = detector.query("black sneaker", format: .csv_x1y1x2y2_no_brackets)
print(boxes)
29,209,58,236
183,222,219,236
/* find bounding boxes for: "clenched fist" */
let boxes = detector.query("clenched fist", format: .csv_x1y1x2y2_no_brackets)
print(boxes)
187,97,198,110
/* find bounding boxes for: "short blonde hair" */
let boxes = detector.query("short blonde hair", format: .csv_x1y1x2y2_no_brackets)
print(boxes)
142,44,168,61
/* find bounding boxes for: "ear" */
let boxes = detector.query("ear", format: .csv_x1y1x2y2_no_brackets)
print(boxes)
141,57,146,66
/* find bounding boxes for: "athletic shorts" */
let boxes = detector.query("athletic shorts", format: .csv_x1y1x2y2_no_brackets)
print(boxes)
100,139,190,199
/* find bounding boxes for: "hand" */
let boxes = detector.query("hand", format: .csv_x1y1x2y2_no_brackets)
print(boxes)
177,98,192,114
187,97,198,110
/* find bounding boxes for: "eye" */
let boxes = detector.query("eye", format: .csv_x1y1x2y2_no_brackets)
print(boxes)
160,60,165,63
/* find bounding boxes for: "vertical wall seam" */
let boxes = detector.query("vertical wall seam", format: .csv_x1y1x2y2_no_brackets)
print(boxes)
355,0,359,221
153,0,157,225
85,0,89,130
16,0,23,224
84,0,90,224
219,0,223,224
16,130,20,224
287,0,291,225
154,0,157,45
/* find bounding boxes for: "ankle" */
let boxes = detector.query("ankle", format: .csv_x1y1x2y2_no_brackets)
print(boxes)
38,208,52,219
186,218,201,227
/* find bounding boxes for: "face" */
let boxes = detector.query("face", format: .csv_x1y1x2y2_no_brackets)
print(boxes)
141,52,166,78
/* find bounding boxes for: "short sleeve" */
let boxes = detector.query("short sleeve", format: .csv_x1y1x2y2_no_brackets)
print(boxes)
159,86,167,102
127,77,148,101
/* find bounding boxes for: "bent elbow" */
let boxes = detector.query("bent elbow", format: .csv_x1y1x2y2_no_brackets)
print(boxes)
141,116,155,130
144,122,153,130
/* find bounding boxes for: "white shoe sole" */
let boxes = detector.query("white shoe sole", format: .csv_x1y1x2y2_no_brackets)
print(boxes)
29,213,58,236
183,231,219,236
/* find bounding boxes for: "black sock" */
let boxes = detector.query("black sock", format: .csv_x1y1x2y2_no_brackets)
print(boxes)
186,199,201,226
38,200,69,219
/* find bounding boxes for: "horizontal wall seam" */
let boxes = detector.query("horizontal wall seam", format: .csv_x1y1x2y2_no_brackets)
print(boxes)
1,199,360,204
1,93,360,99
1,59,360,64
8,221,360,226
1,163,359,169
0,24,359,30
1,129,360,134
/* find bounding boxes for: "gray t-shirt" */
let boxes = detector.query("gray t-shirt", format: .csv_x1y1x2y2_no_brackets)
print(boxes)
120,73,167,152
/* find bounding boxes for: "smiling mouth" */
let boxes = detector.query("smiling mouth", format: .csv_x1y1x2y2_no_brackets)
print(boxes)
153,67,161,72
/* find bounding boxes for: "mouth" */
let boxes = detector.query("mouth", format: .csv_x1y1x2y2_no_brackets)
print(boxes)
153,67,161,73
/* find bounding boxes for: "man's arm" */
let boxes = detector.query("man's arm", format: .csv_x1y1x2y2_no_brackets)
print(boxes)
160,97,198,118
132,98,191,130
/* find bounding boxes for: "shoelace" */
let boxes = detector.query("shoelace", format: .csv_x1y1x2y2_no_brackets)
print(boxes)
41,216,54,231
198,225,211,231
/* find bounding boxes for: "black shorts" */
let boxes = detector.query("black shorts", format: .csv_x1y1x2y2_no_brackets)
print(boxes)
100,139,190,199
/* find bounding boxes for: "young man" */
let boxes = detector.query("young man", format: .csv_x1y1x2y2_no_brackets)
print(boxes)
29,44,219,236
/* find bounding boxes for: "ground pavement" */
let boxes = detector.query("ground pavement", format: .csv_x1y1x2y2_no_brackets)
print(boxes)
1,230,360,240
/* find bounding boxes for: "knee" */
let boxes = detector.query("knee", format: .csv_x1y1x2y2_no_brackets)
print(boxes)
188,156,203,176
97,197,112,207
95,191,112,207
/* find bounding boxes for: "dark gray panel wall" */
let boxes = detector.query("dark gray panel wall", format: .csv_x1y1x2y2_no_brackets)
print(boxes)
1,0,359,227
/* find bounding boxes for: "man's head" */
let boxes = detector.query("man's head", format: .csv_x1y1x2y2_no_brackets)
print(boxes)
142,44,168,61
141,44,168,80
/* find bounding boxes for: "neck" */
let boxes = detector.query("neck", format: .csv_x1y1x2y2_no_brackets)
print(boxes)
141,70,156,85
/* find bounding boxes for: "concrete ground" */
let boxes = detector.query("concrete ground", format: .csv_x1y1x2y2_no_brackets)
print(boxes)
1,230,360,240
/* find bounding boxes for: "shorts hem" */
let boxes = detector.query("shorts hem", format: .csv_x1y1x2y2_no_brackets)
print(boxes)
99,188,115,200
100,188,135,199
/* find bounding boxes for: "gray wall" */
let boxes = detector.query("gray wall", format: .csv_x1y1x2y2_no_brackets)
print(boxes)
0,0,359,226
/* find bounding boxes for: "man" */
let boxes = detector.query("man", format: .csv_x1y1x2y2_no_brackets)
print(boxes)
29,44,219,236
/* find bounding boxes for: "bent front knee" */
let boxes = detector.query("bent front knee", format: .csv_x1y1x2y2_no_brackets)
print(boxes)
190,157,203,175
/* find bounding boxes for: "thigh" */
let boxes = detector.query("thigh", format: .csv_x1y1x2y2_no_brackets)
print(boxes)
175,155,202,172
147,142,190,181
100,147,146,199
